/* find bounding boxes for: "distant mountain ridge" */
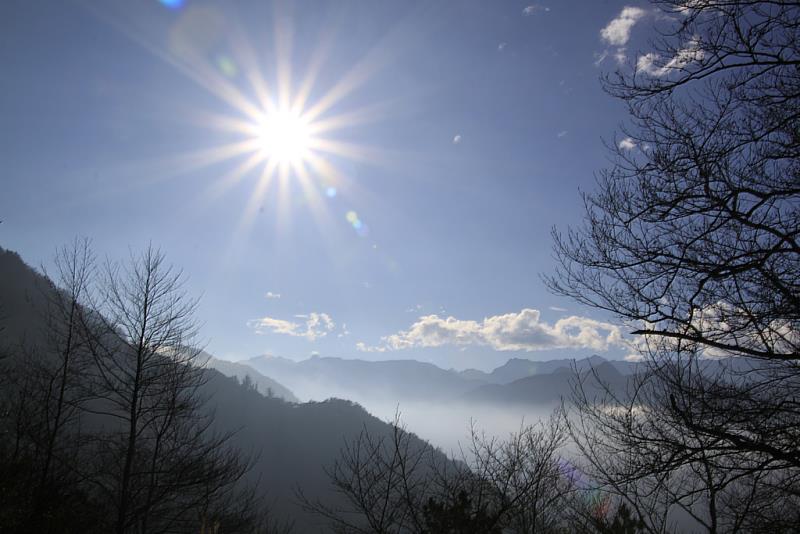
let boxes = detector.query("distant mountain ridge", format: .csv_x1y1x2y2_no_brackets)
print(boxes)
244,354,487,403
457,355,637,384
204,355,298,403
461,361,628,406
243,352,637,407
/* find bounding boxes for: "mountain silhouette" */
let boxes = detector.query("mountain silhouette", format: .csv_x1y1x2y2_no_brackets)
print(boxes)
0,245,446,529
243,352,637,410
204,353,298,402
461,360,629,406
244,353,488,403
458,355,636,384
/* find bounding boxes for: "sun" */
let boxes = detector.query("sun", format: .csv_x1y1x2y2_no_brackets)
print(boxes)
254,108,313,167
103,3,388,242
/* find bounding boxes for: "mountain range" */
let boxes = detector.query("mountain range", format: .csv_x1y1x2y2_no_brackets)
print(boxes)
0,245,639,529
240,352,636,408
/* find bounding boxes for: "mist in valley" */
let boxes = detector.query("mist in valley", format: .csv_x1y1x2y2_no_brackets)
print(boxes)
296,386,559,456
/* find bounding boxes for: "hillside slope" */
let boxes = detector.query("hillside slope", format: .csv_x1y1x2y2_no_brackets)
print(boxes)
0,245,442,529
205,354,298,403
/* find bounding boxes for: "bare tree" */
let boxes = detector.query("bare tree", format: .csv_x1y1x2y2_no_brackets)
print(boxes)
0,241,280,533
299,417,436,534
33,238,95,499
458,414,577,533
548,1,800,531
301,412,582,534
0,240,105,531
564,357,782,533
552,0,800,363
79,245,251,534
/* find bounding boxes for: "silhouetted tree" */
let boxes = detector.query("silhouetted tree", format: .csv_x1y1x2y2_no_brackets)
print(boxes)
242,374,258,392
0,242,285,533
81,245,254,533
564,358,776,533
421,490,501,534
593,503,647,534
299,416,435,533
33,239,95,504
548,1,800,531
0,239,102,532
0,243,93,500
302,412,581,533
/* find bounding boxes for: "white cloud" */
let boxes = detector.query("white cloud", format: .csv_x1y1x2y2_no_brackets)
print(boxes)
637,39,704,76
619,137,637,150
601,7,646,46
621,299,800,361
523,5,550,16
497,42,507,52
357,309,626,353
684,301,797,358
557,130,568,138
249,317,298,336
264,291,281,299
453,134,462,144
549,306,568,312
248,312,335,341
636,53,661,75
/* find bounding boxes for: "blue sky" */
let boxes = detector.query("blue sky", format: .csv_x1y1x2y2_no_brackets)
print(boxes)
1,1,659,370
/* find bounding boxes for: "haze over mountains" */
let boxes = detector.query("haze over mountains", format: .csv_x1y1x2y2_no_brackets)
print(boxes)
204,354,299,403
233,351,636,454
1,244,746,532
0,245,634,527
241,352,635,407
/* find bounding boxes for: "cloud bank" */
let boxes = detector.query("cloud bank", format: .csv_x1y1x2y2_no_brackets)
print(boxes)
357,309,625,353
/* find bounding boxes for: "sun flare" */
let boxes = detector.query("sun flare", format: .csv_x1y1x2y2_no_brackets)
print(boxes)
254,109,313,167
107,4,387,243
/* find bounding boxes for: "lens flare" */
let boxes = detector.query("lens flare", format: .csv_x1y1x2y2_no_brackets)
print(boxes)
255,109,312,166
159,0,185,10
85,2,390,252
